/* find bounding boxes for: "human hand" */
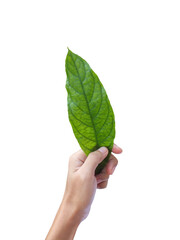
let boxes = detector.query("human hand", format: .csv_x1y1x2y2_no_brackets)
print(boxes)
46,144,122,240
62,144,122,222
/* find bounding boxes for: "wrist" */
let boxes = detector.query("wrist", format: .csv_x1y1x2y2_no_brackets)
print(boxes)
45,197,81,240
61,196,82,226
62,193,86,224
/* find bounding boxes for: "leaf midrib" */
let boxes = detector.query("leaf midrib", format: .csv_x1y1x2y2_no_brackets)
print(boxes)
69,51,99,146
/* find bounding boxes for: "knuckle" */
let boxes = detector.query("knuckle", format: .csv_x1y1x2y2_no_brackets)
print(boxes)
89,151,102,159
98,173,109,181
69,149,83,163
111,155,118,165
98,181,108,189
114,158,118,166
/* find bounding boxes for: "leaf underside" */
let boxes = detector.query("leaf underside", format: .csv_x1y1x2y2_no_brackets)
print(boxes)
65,49,115,174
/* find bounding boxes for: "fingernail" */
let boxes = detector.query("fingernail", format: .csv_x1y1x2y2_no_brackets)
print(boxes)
98,147,108,154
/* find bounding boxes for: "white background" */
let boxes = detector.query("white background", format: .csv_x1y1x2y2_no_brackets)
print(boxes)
0,0,180,239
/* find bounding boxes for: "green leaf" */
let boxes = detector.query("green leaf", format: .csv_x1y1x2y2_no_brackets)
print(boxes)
65,49,115,174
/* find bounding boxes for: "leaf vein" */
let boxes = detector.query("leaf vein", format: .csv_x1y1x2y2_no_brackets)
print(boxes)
88,71,96,103
77,141,92,153
69,95,89,115
67,82,83,95
92,83,103,120
101,122,114,144
66,67,78,78
69,105,92,128
70,119,96,143
69,51,99,145
97,99,110,136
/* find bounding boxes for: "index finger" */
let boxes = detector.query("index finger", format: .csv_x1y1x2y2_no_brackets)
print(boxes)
112,143,123,154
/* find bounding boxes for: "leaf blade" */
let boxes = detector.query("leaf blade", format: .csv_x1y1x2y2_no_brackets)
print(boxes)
65,49,115,174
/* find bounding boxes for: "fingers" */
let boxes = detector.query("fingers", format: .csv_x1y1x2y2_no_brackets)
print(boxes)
96,170,109,189
96,170,109,184
95,153,119,189
97,180,108,189
68,150,87,173
112,143,123,154
96,154,118,179
69,144,122,176
81,147,108,174
105,154,118,175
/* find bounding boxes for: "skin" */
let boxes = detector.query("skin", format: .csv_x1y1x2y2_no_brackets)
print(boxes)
46,144,122,240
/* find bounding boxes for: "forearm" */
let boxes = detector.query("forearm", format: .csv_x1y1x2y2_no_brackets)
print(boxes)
45,198,81,240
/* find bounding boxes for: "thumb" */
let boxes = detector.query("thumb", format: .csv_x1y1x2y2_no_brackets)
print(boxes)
82,147,108,174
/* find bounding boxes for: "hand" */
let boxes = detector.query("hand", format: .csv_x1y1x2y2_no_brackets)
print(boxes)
62,144,122,222
46,144,122,240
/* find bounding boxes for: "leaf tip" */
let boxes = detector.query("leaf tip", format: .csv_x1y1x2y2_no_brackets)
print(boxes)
67,47,72,54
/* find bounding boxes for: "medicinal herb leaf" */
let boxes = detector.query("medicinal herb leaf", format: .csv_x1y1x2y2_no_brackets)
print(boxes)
65,49,115,174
